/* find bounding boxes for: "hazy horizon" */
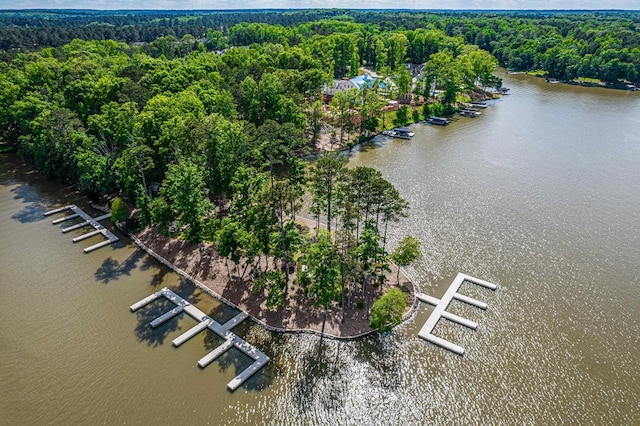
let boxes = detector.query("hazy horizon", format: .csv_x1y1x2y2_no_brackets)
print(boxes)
2,1,639,12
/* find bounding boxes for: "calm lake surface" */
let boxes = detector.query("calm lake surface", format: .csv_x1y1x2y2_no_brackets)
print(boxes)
1,72,639,424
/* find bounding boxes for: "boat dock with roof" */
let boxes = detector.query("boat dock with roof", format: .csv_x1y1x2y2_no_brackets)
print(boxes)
383,127,415,139
426,116,450,126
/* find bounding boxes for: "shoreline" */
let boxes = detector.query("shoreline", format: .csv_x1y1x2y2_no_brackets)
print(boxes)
508,70,639,91
128,223,418,340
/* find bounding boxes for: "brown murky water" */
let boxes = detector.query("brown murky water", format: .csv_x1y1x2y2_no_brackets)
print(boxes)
1,72,639,424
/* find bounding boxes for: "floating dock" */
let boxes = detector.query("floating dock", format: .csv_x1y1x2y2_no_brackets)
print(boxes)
44,205,119,253
130,288,269,392
417,273,497,355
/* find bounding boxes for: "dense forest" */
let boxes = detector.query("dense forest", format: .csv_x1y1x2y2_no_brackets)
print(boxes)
1,15,498,330
1,9,639,83
1,9,637,330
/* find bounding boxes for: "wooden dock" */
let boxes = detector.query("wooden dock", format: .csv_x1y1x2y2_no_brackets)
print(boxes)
130,288,269,392
44,205,119,253
417,273,497,355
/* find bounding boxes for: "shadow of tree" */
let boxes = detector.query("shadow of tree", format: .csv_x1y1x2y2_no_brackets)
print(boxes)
1,155,82,213
133,298,184,347
95,250,146,284
8,184,48,223
10,183,41,204
11,203,46,223
198,307,272,392
172,279,202,305
137,256,171,288
133,279,198,347
213,346,268,392
207,303,241,327
350,137,388,154
290,337,347,412
354,333,403,391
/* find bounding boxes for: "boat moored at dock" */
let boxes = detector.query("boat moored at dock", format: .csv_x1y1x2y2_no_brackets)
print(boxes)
392,127,414,138
383,127,415,139
426,116,450,126
459,108,481,117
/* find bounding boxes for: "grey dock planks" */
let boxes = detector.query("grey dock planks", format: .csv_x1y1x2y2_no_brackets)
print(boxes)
62,220,90,233
72,229,102,242
52,213,79,224
452,293,488,310
131,288,268,391
172,321,209,347
130,292,162,312
227,357,269,392
221,312,249,332
417,273,497,355
44,205,118,253
197,338,234,368
150,305,184,328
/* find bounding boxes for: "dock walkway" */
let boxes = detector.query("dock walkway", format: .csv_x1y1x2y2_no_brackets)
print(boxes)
417,273,497,355
44,205,118,253
130,288,269,392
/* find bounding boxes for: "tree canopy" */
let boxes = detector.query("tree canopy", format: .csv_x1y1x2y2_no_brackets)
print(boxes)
1,10,637,84
369,288,408,332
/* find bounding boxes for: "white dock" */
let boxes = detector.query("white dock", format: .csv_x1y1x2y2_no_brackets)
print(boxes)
198,338,235,368
129,292,162,311
44,205,118,253
172,320,210,347
417,273,497,355
52,213,79,224
221,312,249,332
130,288,268,391
150,305,184,328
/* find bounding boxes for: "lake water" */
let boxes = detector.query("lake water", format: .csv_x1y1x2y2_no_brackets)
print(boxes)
1,71,639,424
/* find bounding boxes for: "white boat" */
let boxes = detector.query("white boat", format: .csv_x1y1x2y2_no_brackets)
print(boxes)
426,116,449,126
460,108,481,117
392,127,415,138
383,128,414,139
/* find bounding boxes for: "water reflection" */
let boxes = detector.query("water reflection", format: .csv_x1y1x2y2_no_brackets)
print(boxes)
94,250,146,284
133,279,199,346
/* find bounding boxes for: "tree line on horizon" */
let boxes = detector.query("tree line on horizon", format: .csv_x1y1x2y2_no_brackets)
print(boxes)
1,9,639,84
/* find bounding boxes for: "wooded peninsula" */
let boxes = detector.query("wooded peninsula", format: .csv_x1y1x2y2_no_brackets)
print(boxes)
1,9,638,336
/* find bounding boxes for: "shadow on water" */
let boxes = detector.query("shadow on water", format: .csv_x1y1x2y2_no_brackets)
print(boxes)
135,255,171,288
133,279,198,347
206,303,242,326
10,182,41,203
95,250,146,284
291,337,348,413
200,307,273,392
1,154,80,210
350,137,388,154
8,184,47,223
11,202,46,223
354,333,402,391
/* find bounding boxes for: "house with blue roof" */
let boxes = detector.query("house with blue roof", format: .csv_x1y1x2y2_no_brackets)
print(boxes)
349,74,376,90
322,73,397,103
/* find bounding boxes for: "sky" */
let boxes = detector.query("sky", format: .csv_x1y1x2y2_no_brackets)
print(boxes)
2,0,640,10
